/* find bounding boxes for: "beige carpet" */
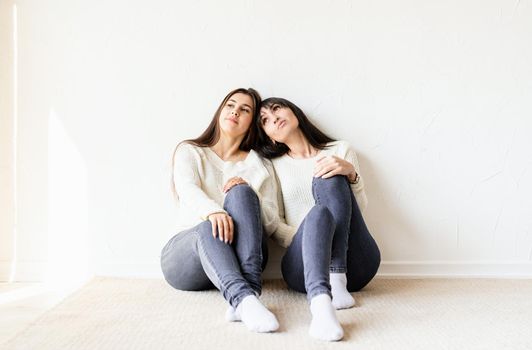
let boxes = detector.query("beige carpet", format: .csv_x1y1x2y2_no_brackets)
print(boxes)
3,277,532,349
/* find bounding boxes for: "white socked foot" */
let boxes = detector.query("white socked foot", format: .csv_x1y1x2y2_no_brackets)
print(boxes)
330,273,355,310
235,295,279,333
225,306,240,322
309,294,344,341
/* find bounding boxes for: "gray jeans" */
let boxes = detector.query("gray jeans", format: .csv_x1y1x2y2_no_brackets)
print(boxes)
281,176,381,301
161,184,268,308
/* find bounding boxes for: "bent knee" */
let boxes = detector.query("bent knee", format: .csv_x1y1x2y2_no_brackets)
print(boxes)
225,183,257,200
196,220,213,237
307,204,334,225
312,175,349,189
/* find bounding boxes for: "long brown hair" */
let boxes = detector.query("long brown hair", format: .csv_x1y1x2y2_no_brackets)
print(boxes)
253,97,335,159
170,88,262,199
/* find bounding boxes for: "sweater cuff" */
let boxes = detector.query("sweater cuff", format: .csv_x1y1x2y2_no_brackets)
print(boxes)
350,184,368,213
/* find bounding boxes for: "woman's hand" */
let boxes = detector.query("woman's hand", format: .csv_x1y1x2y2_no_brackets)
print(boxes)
223,176,248,193
207,212,234,244
314,156,357,179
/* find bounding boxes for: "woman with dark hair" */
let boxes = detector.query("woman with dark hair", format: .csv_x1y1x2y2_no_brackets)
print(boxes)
161,88,291,333
254,97,381,341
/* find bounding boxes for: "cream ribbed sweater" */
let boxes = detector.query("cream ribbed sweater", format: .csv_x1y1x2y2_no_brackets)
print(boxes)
271,140,368,247
172,143,294,240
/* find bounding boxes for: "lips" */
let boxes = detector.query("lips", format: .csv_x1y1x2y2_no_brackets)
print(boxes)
277,120,286,129
226,118,238,124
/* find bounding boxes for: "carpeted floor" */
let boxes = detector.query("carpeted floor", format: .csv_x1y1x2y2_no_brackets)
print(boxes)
3,277,532,349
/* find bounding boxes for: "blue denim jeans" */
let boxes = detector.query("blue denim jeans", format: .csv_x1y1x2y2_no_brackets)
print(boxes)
281,176,381,301
160,184,268,308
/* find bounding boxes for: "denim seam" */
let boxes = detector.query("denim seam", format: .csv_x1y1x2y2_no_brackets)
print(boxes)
233,185,263,296
196,233,237,305
221,185,264,303
312,180,322,206
316,177,352,273
248,190,263,296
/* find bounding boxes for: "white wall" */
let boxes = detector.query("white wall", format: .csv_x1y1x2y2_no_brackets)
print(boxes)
0,0,16,281
2,0,532,281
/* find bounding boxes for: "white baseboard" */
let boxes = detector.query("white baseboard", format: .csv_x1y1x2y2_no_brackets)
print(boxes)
5,260,532,282
95,260,532,280
377,261,532,278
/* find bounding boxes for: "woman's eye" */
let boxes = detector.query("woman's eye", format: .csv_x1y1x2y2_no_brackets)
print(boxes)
272,105,280,111
261,118,268,125
242,108,251,113
226,103,234,108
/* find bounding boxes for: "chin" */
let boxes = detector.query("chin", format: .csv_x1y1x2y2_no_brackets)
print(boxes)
221,124,239,132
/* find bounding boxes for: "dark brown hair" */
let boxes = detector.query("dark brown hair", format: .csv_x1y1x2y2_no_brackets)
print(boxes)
171,88,262,199
253,97,335,159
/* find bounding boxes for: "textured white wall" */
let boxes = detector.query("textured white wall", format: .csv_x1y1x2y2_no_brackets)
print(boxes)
2,0,532,280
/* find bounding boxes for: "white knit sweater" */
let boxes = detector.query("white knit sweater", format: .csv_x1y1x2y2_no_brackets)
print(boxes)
172,143,294,239
271,140,368,247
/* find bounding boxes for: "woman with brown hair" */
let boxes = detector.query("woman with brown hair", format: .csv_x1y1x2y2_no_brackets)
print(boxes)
161,88,291,333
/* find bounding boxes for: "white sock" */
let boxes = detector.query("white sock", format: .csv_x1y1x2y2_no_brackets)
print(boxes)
225,306,239,322
330,273,355,310
234,295,279,333
309,294,344,341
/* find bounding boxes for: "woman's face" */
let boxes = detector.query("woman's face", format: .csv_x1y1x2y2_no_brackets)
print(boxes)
259,104,299,143
218,93,254,138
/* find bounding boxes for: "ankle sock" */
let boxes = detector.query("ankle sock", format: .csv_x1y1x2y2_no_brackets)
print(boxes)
225,306,239,322
309,294,344,341
330,273,355,309
234,295,279,333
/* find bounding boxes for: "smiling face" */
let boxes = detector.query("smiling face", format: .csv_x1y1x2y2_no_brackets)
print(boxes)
259,103,299,144
218,92,255,139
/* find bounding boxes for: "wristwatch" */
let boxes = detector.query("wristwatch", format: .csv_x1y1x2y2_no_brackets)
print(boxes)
348,172,360,185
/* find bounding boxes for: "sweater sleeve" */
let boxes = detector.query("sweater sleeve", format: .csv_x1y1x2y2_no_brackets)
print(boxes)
256,160,297,247
173,144,226,220
338,142,368,213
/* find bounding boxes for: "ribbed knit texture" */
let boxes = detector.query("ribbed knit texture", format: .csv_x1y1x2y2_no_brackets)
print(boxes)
172,143,292,240
271,141,368,247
